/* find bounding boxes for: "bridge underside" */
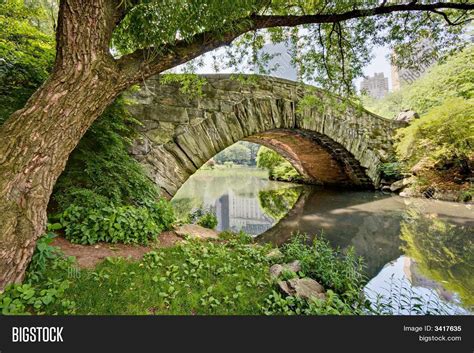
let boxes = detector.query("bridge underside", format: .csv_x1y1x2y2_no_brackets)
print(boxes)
245,129,372,188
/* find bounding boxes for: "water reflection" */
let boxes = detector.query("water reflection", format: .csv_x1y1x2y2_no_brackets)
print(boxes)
215,191,274,234
171,167,473,313
172,167,301,235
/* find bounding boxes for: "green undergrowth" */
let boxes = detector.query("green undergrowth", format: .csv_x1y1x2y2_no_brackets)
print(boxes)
257,146,304,183
48,96,175,245
0,232,76,315
1,231,370,315
1,231,453,315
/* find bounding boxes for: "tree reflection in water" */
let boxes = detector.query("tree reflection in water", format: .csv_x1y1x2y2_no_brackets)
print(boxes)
400,210,474,308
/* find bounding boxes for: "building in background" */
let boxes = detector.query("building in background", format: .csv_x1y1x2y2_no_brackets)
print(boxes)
391,39,437,91
360,72,389,99
215,190,274,235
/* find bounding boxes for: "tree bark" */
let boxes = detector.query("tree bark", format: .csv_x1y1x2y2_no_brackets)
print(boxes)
0,0,122,289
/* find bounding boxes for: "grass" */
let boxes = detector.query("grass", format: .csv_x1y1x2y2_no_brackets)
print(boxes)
44,235,275,315
1,230,458,316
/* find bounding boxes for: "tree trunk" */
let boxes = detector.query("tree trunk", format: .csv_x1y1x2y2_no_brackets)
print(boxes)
0,0,124,289
0,69,122,288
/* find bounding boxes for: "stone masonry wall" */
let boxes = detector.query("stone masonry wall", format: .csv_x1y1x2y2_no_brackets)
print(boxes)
127,74,405,197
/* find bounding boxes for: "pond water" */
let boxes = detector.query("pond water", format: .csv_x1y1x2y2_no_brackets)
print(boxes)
172,167,474,314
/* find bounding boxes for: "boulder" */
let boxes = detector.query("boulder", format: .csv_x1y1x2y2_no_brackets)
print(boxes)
394,110,419,123
269,260,302,279
399,187,421,198
269,264,284,279
266,248,284,260
278,278,326,300
174,224,219,240
390,179,405,192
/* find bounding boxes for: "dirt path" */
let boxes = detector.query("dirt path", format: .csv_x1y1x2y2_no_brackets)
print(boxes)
52,231,182,268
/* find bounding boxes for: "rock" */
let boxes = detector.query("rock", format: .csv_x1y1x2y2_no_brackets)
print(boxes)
266,248,283,260
381,185,391,193
269,264,284,279
394,110,419,123
285,260,301,273
390,179,405,192
380,179,391,186
269,260,302,279
399,187,421,198
402,176,415,186
174,224,219,240
278,278,326,300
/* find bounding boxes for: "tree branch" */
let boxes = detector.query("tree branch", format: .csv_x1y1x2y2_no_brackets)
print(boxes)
116,1,474,84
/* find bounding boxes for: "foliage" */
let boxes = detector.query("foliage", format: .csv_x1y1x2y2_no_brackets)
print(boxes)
183,207,218,229
160,73,207,97
41,234,275,315
280,233,366,297
214,142,256,166
261,290,364,315
395,98,474,171
51,97,159,212
0,279,76,315
364,46,474,118
367,275,455,315
256,146,303,182
26,230,70,283
50,97,175,245
197,211,218,230
0,0,54,124
3,229,464,316
400,211,474,307
59,201,174,245
258,187,302,221
378,161,404,181
0,232,76,315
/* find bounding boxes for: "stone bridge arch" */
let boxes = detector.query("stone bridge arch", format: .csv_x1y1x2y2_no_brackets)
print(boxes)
128,74,405,198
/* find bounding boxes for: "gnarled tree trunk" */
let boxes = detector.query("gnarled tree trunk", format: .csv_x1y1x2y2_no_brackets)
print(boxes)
0,0,124,289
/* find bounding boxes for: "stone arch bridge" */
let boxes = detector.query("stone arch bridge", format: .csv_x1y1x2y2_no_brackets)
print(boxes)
128,74,405,198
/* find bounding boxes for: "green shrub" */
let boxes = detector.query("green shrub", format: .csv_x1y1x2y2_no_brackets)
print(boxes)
197,211,218,230
26,231,73,283
60,203,170,245
395,98,474,171
378,161,403,180
49,97,176,245
0,232,76,315
143,199,175,231
51,96,159,213
256,146,303,182
280,233,365,297
261,290,364,315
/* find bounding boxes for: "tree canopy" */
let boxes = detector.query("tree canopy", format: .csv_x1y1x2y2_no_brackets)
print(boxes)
109,0,474,95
